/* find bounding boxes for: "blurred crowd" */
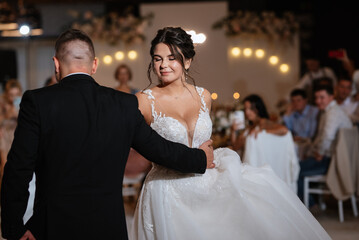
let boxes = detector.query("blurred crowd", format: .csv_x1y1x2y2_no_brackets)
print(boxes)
212,48,358,211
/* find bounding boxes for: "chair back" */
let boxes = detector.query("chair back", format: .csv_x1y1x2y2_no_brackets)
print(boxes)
326,126,359,200
243,131,300,192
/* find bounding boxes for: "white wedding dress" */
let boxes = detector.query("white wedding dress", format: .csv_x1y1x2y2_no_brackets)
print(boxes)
130,87,331,240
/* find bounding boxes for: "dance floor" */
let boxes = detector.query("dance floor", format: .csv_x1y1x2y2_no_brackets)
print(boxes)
124,196,359,240
0,196,357,239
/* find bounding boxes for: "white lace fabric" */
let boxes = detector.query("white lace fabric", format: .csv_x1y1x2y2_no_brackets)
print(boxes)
142,87,212,149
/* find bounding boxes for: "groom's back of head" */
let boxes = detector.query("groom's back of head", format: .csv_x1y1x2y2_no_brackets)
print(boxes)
55,29,95,68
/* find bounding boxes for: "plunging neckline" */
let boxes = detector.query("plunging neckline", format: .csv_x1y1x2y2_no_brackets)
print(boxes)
144,86,208,148
151,111,203,148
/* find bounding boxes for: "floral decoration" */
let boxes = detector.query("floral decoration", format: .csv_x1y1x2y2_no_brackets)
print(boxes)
67,8,153,45
212,11,299,44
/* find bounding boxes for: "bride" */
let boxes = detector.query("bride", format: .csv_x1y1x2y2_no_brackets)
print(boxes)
130,27,331,240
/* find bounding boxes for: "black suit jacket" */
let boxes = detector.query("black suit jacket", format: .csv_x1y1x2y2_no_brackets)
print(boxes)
1,74,206,240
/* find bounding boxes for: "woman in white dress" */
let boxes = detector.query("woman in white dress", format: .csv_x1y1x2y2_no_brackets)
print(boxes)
130,27,331,240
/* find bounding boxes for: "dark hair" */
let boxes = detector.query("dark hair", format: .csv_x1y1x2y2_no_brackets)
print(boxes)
243,94,269,119
55,29,95,60
147,27,195,86
114,64,132,81
337,78,353,84
290,88,307,99
313,76,333,88
313,83,334,95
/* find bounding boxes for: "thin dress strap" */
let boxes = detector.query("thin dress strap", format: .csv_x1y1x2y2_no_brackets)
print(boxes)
142,89,158,119
195,86,208,112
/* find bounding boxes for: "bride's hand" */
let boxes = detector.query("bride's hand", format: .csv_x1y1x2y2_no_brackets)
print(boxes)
199,140,215,169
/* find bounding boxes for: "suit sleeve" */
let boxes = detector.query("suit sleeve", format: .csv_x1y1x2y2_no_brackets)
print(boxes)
1,91,39,239
130,96,207,174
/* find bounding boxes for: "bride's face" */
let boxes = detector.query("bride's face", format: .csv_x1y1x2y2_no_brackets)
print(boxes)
153,43,190,84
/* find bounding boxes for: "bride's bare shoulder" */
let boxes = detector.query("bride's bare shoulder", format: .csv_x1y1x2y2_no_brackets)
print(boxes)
135,86,158,99
193,85,211,109
135,88,156,123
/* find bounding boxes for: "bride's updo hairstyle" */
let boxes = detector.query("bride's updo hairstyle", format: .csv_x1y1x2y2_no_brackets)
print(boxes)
147,27,196,86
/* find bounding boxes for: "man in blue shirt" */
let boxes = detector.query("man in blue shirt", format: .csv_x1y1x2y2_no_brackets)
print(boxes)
283,89,319,141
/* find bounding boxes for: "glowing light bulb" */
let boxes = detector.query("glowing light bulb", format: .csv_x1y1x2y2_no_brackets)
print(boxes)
255,49,265,58
280,64,289,73
233,92,240,99
128,51,137,60
269,56,279,65
195,33,206,44
115,51,125,60
186,30,206,44
211,93,218,100
231,47,241,57
103,55,113,65
243,48,252,57
187,30,195,36
19,25,30,35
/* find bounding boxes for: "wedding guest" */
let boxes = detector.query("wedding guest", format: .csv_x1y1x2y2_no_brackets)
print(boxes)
231,94,288,152
283,89,319,140
114,64,139,94
294,55,337,103
334,48,358,96
297,84,352,208
335,78,359,124
0,79,22,187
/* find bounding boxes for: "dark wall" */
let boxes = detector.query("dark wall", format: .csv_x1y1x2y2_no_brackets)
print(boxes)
0,49,17,89
229,0,358,77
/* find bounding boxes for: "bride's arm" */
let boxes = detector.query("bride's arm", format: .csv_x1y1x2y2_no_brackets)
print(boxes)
135,91,152,125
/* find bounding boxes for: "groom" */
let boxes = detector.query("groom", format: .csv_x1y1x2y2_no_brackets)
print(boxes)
1,29,214,240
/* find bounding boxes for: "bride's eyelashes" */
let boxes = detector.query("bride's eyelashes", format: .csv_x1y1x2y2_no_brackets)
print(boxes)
153,57,162,62
153,55,176,62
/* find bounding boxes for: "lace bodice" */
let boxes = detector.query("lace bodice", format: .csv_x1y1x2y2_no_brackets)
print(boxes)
142,87,212,149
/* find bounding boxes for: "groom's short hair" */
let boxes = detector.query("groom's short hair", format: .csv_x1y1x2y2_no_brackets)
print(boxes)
55,29,95,62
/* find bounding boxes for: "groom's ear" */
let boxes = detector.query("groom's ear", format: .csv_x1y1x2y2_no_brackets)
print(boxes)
53,56,60,74
91,57,98,75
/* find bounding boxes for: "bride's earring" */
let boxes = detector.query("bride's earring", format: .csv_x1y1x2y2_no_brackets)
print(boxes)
185,69,188,81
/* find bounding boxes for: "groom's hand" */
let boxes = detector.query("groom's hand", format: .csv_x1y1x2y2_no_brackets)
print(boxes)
199,140,215,169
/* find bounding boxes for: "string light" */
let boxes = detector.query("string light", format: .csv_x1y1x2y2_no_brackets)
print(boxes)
269,56,279,65
280,64,289,73
115,51,125,61
231,47,241,57
255,49,265,58
233,92,240,99
103,55,113,65
243,48,252,57
211,93,218,100
128,51,137,60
